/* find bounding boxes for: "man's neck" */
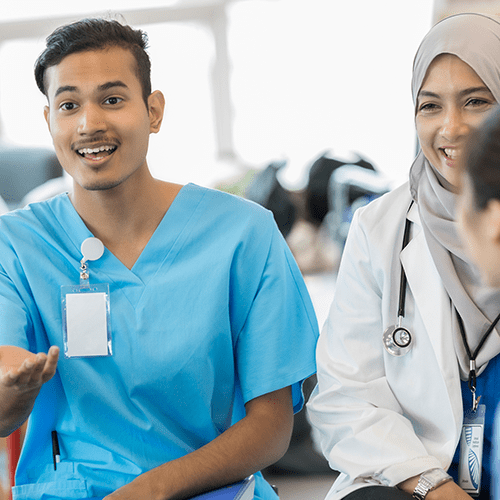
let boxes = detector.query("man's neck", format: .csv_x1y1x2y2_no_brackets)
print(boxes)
70,172,182,269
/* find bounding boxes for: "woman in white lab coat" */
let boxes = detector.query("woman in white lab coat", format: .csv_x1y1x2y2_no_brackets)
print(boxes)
307,13,500,500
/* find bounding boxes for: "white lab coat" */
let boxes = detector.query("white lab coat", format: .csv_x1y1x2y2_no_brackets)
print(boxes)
307,182,464,499
0,195,8,215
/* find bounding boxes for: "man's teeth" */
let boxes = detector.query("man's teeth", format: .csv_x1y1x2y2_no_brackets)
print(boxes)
443,148,458,159
78,145,116,155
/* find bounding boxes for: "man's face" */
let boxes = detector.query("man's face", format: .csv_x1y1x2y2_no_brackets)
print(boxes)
44,46,163,193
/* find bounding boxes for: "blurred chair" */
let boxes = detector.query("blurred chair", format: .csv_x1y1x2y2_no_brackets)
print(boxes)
0,144,62,209
326,164,392,247
6,430,21,500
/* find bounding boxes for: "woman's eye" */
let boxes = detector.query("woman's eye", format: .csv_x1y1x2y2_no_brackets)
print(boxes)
419,103,438,112
466,98,489,107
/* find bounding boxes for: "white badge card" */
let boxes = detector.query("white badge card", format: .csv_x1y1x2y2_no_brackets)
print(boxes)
61,284,112,358
458,404,485,497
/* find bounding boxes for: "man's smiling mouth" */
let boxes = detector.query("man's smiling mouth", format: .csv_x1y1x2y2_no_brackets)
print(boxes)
77,145,118,159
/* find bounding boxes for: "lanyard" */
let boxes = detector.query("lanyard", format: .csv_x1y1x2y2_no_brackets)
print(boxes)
456,310,500,411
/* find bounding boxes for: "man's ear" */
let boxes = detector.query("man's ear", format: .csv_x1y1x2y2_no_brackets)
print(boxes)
44,105,51,133
148,90,165,134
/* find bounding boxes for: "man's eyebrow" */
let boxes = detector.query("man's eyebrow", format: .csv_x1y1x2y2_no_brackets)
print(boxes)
54,81,129,98
97,81,129,92
54,85,78,98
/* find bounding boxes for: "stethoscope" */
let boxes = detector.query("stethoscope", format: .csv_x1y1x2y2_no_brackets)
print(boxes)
383,202,414,357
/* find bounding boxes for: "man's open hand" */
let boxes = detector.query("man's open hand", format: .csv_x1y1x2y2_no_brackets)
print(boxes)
0,345,59,393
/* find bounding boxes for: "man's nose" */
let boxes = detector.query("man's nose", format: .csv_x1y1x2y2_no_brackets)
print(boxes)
77,104,107,135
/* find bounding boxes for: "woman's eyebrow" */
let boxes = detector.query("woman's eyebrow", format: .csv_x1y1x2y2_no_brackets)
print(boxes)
418,86,491,100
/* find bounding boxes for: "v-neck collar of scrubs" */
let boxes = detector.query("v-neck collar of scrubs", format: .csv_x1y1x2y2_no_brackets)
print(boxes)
46,183,206,304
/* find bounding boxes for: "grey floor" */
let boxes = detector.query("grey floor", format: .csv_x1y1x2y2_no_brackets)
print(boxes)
264,472,338,500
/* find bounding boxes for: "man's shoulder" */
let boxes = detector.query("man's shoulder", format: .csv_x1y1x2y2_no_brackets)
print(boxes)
0,194,67,237
188,183,274,223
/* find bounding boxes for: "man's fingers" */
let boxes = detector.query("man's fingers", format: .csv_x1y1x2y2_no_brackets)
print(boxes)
0,346,59,388
1,370,20,387
41,346,59,383
26,355,46,383
11,358,39,386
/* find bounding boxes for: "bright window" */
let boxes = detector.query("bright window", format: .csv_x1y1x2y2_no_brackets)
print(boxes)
0,0,435,192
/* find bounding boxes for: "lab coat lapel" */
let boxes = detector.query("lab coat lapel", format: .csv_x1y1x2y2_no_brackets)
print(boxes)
400,206,461,423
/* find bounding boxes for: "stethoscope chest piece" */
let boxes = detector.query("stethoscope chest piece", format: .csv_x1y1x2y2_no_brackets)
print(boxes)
383,322,413,357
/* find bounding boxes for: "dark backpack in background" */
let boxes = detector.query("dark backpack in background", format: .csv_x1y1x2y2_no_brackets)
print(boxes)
245,160,297,238
305,152,376,225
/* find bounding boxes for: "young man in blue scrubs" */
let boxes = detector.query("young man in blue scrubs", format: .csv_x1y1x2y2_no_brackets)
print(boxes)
0,19,319,500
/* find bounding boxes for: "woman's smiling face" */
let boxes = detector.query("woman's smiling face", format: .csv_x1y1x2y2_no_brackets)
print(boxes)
415,54,496,188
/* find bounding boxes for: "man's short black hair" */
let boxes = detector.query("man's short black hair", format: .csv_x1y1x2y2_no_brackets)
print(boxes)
35,18,152,106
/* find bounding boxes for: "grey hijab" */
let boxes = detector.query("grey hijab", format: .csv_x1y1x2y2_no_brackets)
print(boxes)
409,13,500,377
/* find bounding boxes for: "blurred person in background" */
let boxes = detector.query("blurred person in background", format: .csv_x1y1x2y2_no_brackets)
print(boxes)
457,104,500,500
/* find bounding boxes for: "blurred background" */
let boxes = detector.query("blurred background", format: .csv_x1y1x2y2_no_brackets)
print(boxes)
1,1,500,499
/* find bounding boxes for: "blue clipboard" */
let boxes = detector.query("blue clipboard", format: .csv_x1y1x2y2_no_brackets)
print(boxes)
189,475,255,499
83,476,255,500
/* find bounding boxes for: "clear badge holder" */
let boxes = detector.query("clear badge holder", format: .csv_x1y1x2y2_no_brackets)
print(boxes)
61,237,112,358
458,404,486,497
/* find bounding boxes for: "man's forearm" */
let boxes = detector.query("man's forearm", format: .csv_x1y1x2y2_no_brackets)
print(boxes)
0,382,38,437
105,386,293,500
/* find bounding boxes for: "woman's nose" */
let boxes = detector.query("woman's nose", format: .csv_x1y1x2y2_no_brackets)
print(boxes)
77,104,107,135
440,107,468,141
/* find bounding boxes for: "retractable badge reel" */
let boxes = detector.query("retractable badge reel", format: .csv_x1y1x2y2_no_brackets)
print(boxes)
61,237,112,358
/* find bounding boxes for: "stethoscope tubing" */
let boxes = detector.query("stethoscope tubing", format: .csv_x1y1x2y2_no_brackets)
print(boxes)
383,201,414,356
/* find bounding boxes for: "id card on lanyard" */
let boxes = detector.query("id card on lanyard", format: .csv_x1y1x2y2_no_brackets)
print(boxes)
455,310,500,498
61,237,112,358
459,405,485,497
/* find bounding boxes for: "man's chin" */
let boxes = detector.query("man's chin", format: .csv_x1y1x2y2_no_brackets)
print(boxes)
80,180,122,192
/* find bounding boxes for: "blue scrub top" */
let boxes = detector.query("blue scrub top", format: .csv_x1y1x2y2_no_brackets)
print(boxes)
0,184,319,500
449,354,500,499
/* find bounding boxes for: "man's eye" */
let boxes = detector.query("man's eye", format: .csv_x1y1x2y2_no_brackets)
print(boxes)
61,102,77,111
105,97,123,105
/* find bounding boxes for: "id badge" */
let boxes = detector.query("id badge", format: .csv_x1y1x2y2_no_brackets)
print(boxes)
61,237,111,358
61,283,112,358
458,404,485,497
